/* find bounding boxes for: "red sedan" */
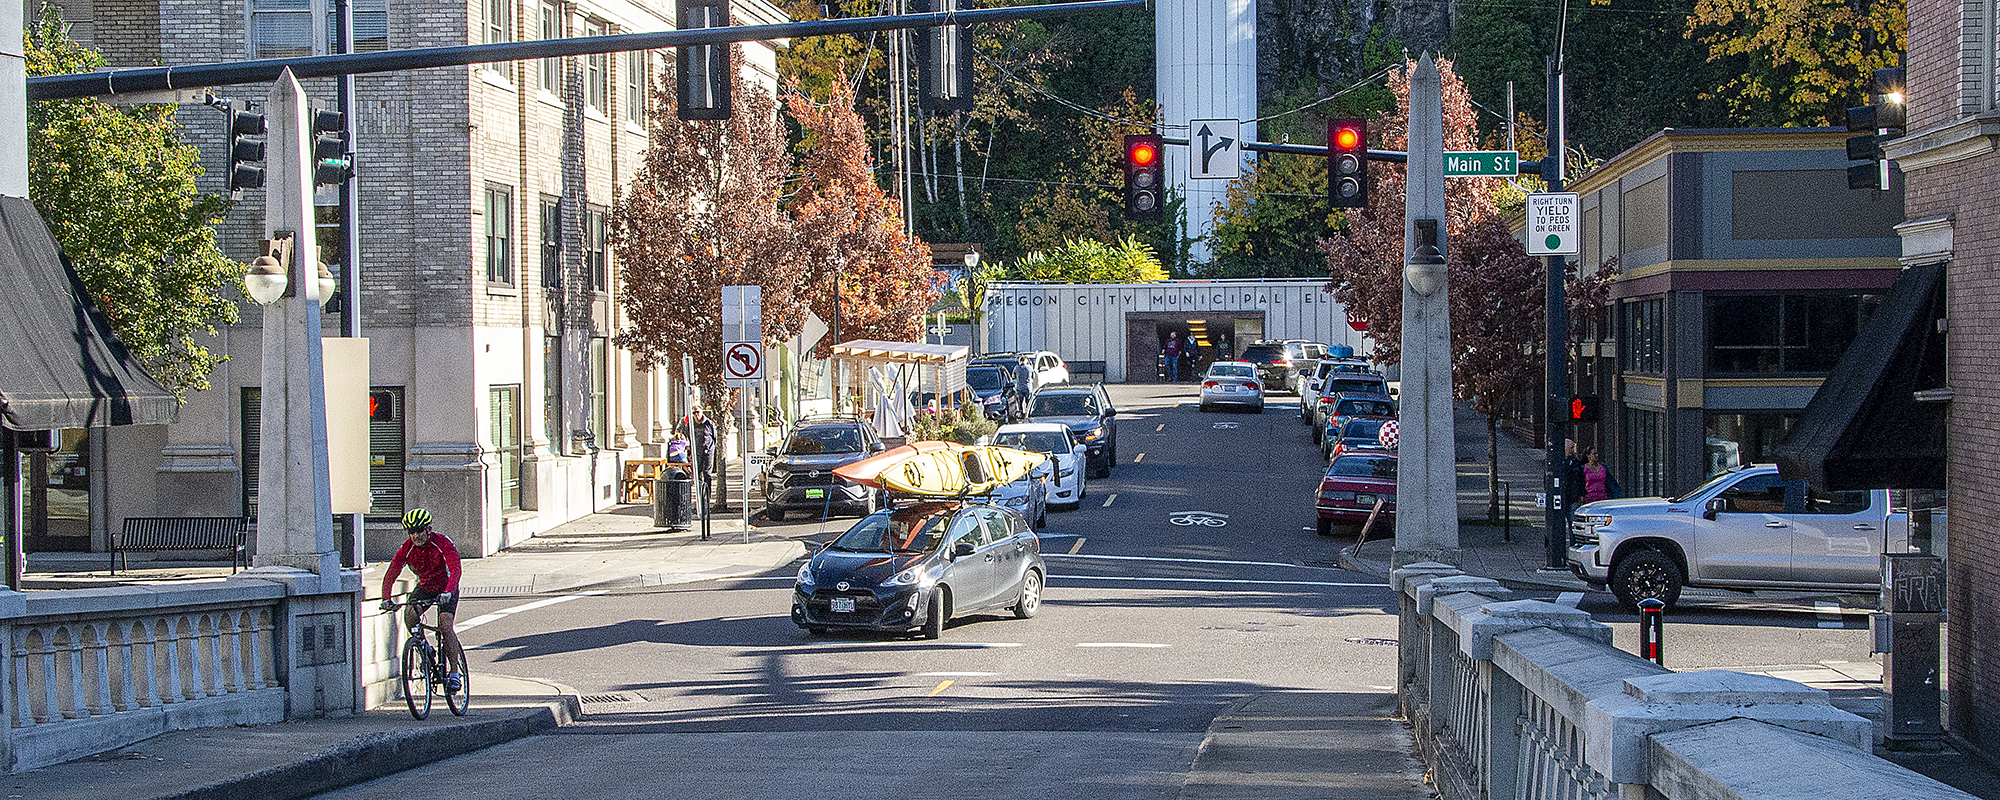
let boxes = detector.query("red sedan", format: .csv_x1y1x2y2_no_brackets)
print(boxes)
1314,449,1397,536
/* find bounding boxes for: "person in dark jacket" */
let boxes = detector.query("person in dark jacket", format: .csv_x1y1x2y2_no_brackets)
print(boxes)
689,407,719,508
1561,439,1587,515
1163,332,1183,382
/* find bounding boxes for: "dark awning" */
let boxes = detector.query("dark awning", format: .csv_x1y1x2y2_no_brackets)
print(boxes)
1776,262,1946,490
0,195,179,430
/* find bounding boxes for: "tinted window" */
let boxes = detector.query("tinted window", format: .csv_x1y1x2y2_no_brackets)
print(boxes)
1327,378,1387,395
1031,393,1096,416
1810,487,1872,515
1240,345,1284,363
967,367,1005,391
829,509,949,553
979,509,1012,545
1338,399,1396,418
1330,456,1397,479
947,511,985,546
785,426,862,454
1340,418,1388,441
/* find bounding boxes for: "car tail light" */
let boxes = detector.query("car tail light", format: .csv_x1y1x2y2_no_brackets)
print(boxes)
1202,380,1219,389
1242,381,1258,390
1274,359,1292,366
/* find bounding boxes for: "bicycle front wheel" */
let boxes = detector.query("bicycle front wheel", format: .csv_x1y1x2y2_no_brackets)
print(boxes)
401,636,433,720
445,654,471,716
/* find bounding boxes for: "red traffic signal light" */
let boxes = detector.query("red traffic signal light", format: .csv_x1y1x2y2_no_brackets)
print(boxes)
1328,118,1368,208
1124,134,1165,222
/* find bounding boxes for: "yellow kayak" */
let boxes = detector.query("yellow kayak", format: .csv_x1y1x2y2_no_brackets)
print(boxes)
833,440,955,488
877,444,1047,497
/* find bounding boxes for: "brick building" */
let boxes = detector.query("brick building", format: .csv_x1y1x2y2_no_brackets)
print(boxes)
1880,0,2000,759
26,0,789,559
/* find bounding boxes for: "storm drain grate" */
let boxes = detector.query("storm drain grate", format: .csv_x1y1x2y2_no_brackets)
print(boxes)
580,694,637,704
1344,637,1399,646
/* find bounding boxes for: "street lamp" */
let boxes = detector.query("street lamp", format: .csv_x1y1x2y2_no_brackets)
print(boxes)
245,235,337,310
963,249,980,269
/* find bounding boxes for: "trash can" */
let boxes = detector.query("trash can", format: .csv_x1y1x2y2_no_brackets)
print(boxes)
653,468,694,530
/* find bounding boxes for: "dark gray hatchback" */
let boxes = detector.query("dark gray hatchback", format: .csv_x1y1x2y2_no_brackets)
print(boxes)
792,502,1045,638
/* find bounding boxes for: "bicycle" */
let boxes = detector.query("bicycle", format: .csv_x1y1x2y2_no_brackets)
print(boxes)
384,595,470,719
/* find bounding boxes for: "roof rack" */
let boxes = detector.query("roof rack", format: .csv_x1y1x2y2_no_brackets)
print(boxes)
793,414,863,426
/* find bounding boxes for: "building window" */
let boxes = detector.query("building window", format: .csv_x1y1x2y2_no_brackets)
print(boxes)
1622,406,1665,499
490,385,522,512
1705,293,1879,374
544,335,563,449
590,337,609,451
482,0,511,72
328,0,388,53
585,20,609,110
585,205,608,292
540,1,563,93
484,183,514,285
1620,297,1664,374
541,196,563,289
625,50,648,124
1705,411,1797,477
250,0,314,59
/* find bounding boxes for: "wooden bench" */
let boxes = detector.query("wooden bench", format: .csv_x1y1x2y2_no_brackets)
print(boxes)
622,459,693,504
113,517,249,574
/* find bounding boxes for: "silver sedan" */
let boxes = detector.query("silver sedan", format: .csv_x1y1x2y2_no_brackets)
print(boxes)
1199,361,1265,412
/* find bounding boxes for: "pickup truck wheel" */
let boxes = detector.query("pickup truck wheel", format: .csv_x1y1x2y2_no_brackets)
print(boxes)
1610,549,1684,612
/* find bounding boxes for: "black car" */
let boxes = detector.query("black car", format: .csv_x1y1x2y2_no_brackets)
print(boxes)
1324,416,1394,461
966,364,1026,422
1238,341,1306,394
1309,375,1393,438
761,417,887,521
1026,385,1118,478
791,501,1045,638
971,358,1035,404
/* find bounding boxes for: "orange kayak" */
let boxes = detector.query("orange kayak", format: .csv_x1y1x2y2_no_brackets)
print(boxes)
833,440,956,488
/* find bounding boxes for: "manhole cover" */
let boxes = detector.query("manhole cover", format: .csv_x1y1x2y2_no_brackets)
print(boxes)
580,694,636,704
1343,637,1398,646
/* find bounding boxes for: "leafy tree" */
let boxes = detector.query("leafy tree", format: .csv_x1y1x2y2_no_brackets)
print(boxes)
1687,0,1904,127
946,262,1006,354
25,7,242,397
1006,236,1166,283
785,82,943,350
612,48,805,406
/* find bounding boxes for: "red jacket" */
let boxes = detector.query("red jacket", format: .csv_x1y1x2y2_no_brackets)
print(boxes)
381,534,462,595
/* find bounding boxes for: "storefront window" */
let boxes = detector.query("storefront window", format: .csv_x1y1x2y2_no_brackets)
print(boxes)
1706,293,1879,374
24,429,90,552
1622,407,1665,498
1705,412,1797,475
1620,297,1665,374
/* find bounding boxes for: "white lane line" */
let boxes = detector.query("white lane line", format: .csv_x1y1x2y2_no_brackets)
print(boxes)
919,672,999,677
1077,642,1171,649
1132,453,1145,463
457,590,608,631
1815,601,1845,629
942,642,1024,648
1047,553,1340,570
1101,493,1117,508
1051,575,1387,588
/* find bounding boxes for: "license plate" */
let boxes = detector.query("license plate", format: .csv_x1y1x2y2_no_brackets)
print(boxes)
1356,493,1377,506
805,489,825,499
829,597,857,613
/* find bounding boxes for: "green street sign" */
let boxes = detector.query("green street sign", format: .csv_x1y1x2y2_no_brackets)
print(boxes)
1444,150,1519,177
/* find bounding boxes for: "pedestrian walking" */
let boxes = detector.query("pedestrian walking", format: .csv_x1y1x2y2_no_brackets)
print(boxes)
688,407,720,508
1582,447,1620,504
1163,331,1183,382
1218,332,1234,360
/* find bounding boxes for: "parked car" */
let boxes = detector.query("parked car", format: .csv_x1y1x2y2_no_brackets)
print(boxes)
1310,374,1393,438
1283,340,1331,389
993,422,1087,508
1323,416,1394,462
970,357,1036,405
1026,384,1117,478
967,364,1026,422
791,501,1045,638
991,350,1069,388
1199,361,1265,413
1237,341,1303,394
978,457,1049,530
761,417,887,521
1300,358,1379,424
1566,464,1908,611
1315,450,1398,536
1317,394,1397,445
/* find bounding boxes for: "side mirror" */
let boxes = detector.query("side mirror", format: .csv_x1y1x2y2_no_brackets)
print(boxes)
952,542,976,559
870,442,886,453
1073,445,1088,459
1703,498,1727,520
1105,408,1118,417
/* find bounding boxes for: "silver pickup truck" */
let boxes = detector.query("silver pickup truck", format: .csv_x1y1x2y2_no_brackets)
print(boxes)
1566,464,1907,611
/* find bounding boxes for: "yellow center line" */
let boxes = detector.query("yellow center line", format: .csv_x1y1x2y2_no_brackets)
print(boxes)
1068,537,1087,554
928,679,954,697
1101,493,1117,508
1133,453,1145,463
1155,423,1165,432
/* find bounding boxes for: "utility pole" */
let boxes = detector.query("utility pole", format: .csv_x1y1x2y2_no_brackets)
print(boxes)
333,0,364,569
1541,55,1571,570
1393,54,1459,568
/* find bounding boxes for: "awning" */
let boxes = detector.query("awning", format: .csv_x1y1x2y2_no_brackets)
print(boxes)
1775,262,1946,490
0,196,179,430
829,339,969,397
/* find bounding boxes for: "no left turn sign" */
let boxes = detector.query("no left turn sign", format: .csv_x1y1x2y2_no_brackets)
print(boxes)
724,342,763,382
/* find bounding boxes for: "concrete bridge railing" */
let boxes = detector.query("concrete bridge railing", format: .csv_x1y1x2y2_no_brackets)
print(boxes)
1394,563,1973,800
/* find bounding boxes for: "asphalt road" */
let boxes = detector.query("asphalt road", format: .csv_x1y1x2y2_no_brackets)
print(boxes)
315,383,1873,798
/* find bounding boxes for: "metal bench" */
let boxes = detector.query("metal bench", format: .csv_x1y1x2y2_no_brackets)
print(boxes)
112,517,249,574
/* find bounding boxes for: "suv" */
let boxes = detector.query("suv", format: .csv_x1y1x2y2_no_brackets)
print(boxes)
761,417,887,521
1309,374,1393,438
1238,341,1303,394
966,363,1027,422
1567,464,1908,611
1299,357,1376,423
1026,384,1118,478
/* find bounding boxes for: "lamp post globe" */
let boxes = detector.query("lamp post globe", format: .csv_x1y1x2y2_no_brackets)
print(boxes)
245,256,288,305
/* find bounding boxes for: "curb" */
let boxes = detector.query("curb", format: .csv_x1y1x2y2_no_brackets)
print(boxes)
162,683,580,800
1338,546,1592,595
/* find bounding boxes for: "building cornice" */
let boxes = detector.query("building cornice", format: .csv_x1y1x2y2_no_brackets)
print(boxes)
1884,112,2000,170
1617,258,1901,282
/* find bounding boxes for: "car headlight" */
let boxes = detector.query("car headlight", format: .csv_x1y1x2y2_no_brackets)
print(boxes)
885,565,922,586
1577,514,1612,527
768,462,791,476
1004,494,1028,507
796,563,816,587
1080,427,1106,442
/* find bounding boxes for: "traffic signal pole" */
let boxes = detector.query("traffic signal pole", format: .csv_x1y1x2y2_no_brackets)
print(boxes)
1541,55,1571,571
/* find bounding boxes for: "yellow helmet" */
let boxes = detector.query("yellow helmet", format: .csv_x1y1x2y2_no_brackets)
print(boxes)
400,508,432,531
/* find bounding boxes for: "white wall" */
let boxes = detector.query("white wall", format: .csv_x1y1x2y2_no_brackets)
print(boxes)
1156,0,1256,260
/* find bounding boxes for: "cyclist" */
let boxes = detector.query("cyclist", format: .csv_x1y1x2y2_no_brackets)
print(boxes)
379,509,465,693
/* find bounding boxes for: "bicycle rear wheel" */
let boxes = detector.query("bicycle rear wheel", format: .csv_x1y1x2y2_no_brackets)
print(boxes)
445,651,471,716
401,636,433,720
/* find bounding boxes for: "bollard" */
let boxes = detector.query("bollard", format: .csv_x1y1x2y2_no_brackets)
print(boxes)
1500,481,1512,542
1638,598,1665,665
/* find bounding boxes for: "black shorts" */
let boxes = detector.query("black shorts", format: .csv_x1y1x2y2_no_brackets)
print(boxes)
412,586,459,615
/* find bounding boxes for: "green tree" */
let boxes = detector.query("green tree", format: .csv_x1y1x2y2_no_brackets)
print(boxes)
1687,0,1905,127
25,7,243,397
1007,236,1165,283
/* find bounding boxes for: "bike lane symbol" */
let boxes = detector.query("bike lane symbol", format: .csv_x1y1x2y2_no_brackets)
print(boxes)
1170,511,1229,527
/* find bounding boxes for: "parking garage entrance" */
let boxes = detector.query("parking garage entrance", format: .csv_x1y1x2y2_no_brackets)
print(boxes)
1125,312,1266,383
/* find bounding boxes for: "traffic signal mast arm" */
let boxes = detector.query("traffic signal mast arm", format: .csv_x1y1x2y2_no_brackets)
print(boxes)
26,0,1145,101
1159,135,1409,163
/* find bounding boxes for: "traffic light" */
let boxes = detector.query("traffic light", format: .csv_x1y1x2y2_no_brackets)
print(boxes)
226,102,267,194
678,0,732,121
311,109,353,186
1123,134,1164,222
1845,66,1905,190
1568,396,1601,423
916,0,973,112
1328,118,1368,208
